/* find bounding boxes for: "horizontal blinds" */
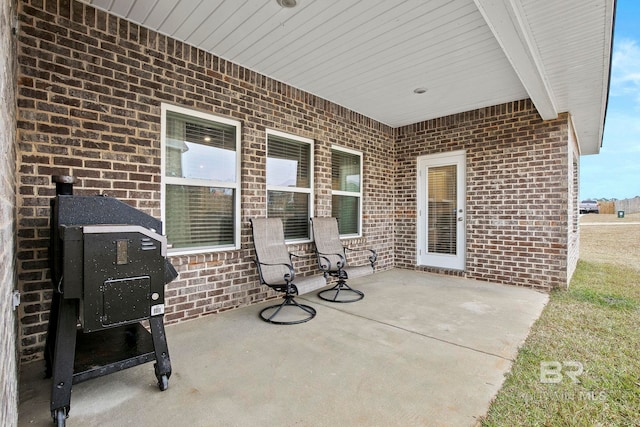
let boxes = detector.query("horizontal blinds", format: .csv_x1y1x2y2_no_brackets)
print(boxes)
331,149,360,192
166,111,236,151
427,165,456,255
164,109,239,251
166,185,235,249
332,195,359,235
267,191,310,240
166,111,237,182
267,135,310,188
331,148,361,235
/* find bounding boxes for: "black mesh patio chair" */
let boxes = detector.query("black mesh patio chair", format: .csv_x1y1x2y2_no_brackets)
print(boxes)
310,217,377,303
250,218,327,324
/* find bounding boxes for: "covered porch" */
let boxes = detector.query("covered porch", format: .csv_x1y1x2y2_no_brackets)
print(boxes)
0,1,615,425
18,269,548,426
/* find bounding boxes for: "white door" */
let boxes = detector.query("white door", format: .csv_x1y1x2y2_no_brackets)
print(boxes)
417,150,466,270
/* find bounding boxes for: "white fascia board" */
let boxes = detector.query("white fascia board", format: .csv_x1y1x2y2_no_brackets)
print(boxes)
473,0,558,120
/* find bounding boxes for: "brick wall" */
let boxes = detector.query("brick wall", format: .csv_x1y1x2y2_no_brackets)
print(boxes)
15,0,395,362
395,101,570,290
1,0,19,424
15,0,577,363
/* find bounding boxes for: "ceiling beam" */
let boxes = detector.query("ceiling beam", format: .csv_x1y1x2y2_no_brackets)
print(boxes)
473,0,558,120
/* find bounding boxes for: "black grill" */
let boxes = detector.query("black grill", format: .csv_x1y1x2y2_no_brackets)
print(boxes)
45,176,178,427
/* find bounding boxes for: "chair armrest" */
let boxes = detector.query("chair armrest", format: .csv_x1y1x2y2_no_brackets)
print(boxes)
316,255,333,274
317,251,346,270
253,259,295,283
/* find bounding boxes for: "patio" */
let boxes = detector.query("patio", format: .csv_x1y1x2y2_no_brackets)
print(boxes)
18,269,548,427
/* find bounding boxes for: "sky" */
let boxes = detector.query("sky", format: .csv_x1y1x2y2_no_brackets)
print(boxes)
579,0,640,200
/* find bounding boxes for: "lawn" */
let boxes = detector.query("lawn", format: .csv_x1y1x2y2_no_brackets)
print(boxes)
481,214,640,426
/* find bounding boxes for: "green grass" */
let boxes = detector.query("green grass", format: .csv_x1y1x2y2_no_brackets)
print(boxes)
481,260,640,427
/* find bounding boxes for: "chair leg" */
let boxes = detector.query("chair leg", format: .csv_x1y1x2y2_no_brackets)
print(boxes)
318,279,364,303
259,295,317,325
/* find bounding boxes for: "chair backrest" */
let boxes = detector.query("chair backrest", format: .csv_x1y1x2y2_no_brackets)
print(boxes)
311,217,347,271
250,218,292,285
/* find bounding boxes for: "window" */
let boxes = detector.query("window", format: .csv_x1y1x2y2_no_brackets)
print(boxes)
161,104,241,253
331,146,362,236
266,130,313,241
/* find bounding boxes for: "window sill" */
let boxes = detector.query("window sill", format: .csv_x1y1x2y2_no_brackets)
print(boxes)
168,244,240,256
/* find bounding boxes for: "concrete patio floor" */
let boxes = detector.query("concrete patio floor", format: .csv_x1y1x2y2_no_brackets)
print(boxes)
18,269,548,427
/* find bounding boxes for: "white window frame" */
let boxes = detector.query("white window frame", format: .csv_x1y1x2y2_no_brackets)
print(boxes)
266,129,314,243
160,103,242,255
331,145,363,238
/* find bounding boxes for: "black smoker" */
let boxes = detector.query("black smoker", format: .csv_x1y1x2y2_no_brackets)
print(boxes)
45,176,178,427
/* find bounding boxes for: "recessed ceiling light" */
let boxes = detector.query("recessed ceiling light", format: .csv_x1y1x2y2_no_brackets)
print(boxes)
413,87,428,94
277,0,297,8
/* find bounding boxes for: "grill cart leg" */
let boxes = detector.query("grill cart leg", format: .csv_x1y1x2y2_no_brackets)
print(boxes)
44,292,61,379
149,316,171,391
49,297,78,426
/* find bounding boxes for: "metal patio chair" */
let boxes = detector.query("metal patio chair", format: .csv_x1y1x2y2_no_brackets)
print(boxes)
310,217,377,303
250,218,327,324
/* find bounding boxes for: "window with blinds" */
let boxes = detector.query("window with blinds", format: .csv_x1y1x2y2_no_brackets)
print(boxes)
162,106,240,252
267,131,313,241
331,147,362,236
427,165,456,254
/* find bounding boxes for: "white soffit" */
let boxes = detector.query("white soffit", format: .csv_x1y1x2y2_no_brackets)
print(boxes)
81,0,614,154
519,0,615,155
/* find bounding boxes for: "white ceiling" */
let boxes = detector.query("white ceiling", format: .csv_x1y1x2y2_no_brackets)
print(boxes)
80,0,615,155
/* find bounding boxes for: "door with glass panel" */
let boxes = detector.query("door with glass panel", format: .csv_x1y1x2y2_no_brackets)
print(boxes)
416,151,466,270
